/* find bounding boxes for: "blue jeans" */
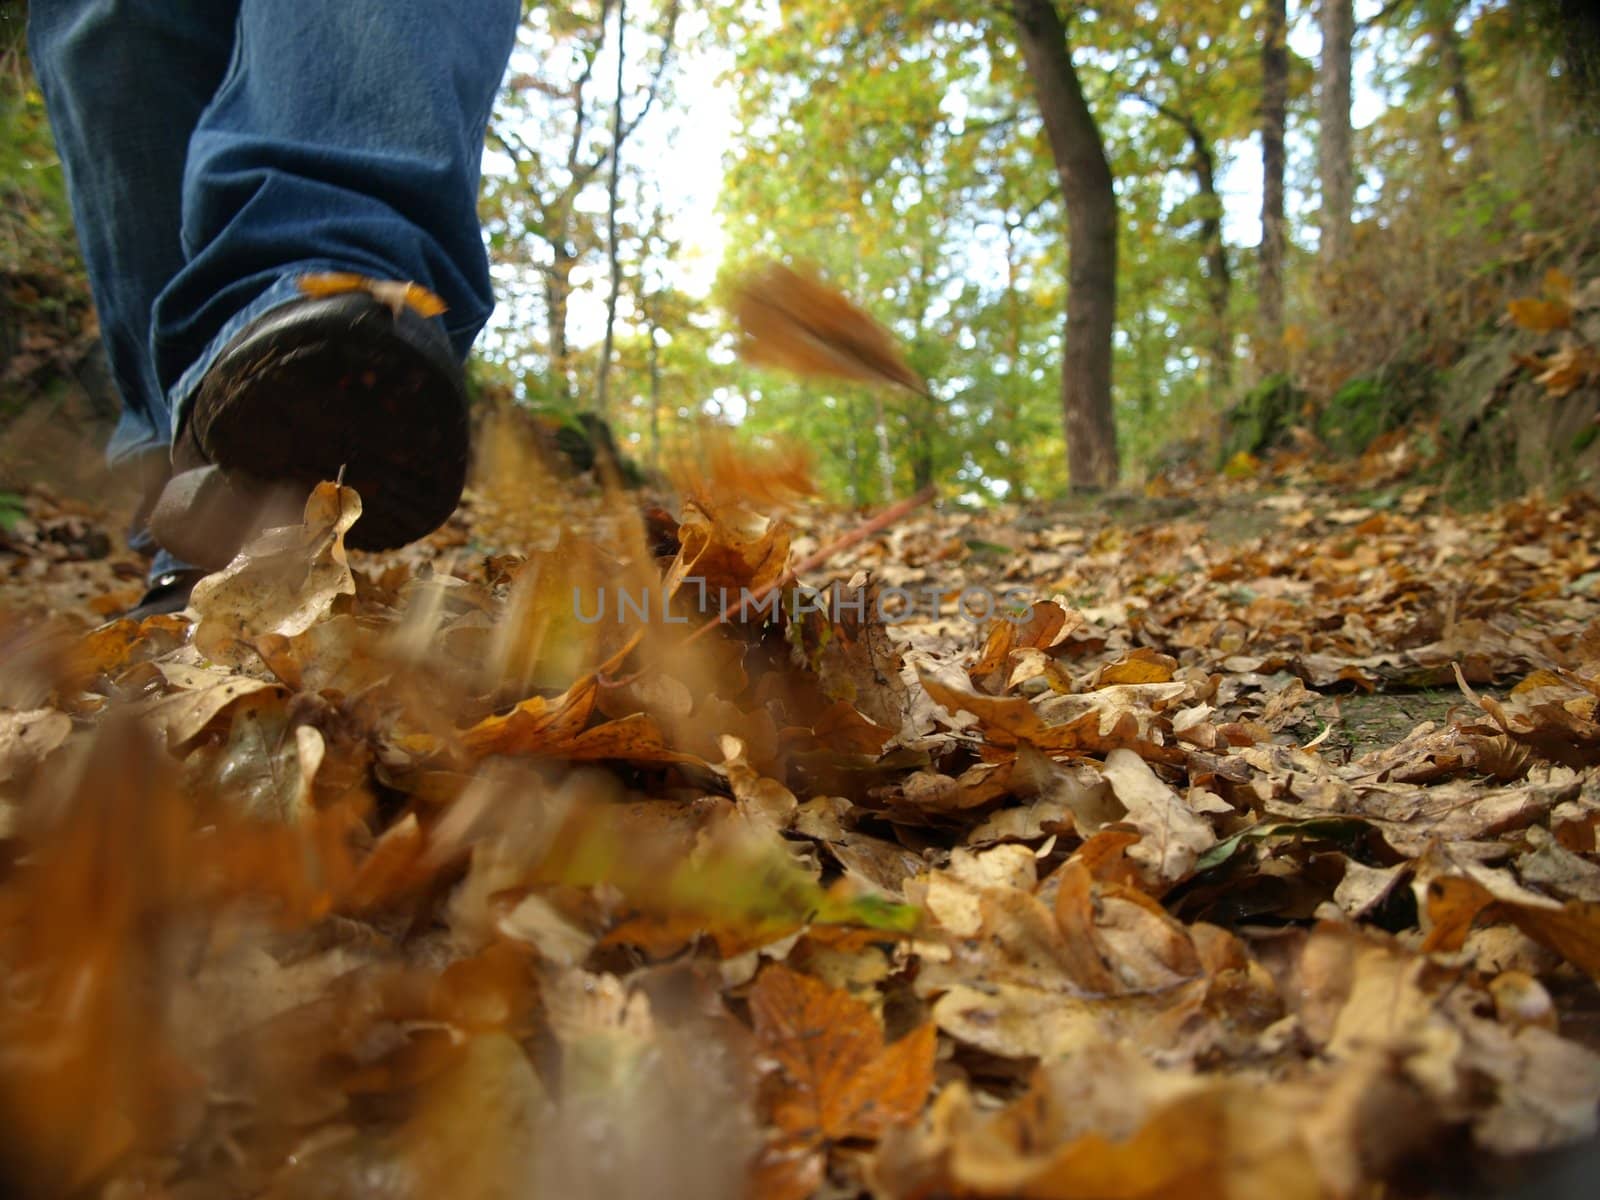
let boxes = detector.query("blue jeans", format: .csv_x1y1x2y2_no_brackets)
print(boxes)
28,0,518,571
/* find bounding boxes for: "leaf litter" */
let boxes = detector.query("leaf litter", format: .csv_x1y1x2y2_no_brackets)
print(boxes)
4,285,1600,1197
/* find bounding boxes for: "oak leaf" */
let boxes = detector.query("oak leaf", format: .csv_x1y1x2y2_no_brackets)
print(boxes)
750,962,935,1143
190,481,362,666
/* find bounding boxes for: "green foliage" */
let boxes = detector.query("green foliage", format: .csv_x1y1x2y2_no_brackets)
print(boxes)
708,0,1319,497
1,14,95,418
713,0,1600,503
1221,374,1303,463
1317,378,1387,456
712,0,1069,502
1314,362,1437,459
0,24,78,285
0,489,25,530
5,0,1594,510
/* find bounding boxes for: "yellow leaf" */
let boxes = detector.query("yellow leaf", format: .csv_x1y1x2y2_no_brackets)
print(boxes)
1506,296,1571,332
1222,450,1260,479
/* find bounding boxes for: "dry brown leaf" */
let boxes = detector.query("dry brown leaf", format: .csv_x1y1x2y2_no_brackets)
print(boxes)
190,481,362,666
1507,296,1572,332
1424,871,1600,978
141,668,284,749
750,962,935,1143
0,707,72,782
1093,648,1179,687
461,676,600,758
1098,748,1217,888
731,261,926,394
884,1045,1353,1200
666,423,817,509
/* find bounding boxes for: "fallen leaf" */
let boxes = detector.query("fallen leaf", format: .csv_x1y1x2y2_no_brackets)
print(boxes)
190,482,362,666
749,962,934,1143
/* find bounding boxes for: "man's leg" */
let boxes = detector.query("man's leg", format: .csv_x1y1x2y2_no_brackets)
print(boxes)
147,0,520,564
27,0,238,486
156,0,519,420
29,1,240,606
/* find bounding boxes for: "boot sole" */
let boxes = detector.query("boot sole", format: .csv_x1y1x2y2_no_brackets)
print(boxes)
188,292,469,553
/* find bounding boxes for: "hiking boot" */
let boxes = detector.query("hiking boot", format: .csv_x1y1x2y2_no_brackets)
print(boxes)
148,288,469,569
123,567,210,620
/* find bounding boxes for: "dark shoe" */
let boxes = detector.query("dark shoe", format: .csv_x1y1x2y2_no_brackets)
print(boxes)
148,288,469,569
124,568,210,620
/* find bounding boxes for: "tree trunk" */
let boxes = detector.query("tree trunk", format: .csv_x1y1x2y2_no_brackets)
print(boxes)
596,0,628,418
646,291,662,474
1258,0,1289,372
1318,0,1355,266
908,219,938,493
1002,217,1028,500
1425,0,1477,133
545,240,576,405
1193,134,1233,394
1010,0,1119,491
1154,105,1232,395
846,397,867,507
873,391,895,502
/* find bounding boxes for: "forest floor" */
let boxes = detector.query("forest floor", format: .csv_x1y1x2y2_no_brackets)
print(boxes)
3,424,1600,1199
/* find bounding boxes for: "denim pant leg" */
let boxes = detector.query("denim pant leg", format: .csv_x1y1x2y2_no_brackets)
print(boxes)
156,0,521,426
27,1,240,467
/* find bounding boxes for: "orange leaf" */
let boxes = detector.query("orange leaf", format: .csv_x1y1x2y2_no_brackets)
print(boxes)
1424,873,1600,977
749,1134,826,1200
1532,344,1600,397
749,962,935,1143
969,601,1071,689
460,675,599,758
1050,859,1123,994
344,814,430,911
297,271,448,319
561,712,705,765
1095,649,1178,687
1506,296,1571,333
731,261,926,394
1543,266,1575,300
665,424,817,509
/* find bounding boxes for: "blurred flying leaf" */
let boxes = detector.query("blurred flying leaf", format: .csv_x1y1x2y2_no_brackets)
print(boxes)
1517,343,1600,396
667,423,817,510
731,261,926,394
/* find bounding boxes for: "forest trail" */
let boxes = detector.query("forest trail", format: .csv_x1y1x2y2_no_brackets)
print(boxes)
4,434,1600,1198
